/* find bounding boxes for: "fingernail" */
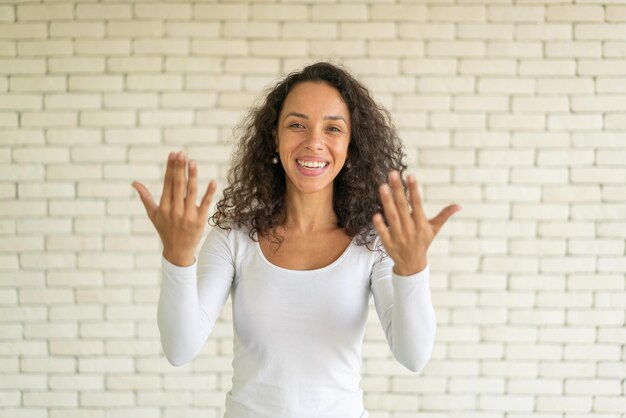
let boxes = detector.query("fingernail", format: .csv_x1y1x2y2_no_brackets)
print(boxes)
168,152,174,161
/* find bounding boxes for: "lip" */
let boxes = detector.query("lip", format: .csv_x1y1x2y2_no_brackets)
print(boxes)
294,158,330,177
295,156,329,163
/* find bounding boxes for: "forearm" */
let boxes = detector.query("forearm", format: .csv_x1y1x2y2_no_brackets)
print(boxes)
157,256,211,366
389,264,437,373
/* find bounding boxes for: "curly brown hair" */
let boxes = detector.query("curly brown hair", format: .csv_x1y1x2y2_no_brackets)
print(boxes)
209,61,407,248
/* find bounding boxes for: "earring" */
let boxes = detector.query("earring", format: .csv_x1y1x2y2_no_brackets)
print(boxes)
271,155,279,164
345,160,351,169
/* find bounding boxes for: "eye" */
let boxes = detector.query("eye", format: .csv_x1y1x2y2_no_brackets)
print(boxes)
327,126,342,132
289,123,304,129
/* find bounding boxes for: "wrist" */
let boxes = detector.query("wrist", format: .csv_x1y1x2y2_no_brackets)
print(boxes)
163,250,195,267
393,259,427,276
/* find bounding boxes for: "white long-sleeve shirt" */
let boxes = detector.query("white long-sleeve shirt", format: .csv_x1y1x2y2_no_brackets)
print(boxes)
158,226,436,418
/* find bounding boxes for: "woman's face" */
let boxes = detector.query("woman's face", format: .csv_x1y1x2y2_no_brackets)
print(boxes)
276,81,351,197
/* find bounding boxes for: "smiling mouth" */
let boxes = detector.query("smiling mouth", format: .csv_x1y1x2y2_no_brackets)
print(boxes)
296,159,329,169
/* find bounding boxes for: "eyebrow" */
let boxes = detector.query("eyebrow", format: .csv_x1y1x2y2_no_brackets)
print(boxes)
284,112,347,124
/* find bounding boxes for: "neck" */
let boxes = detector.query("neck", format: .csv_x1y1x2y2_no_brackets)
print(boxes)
282,183,338,235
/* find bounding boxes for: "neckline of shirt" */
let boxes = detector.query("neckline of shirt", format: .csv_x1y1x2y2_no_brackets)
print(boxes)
253,235,357,274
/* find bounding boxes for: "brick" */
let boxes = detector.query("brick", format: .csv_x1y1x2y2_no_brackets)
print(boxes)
126,74,183,92
459,59,516,75
539,221,596,238
69,75,124,92
104,128,161,144
576,24,626,40
0,23,46,39
80,111,135,127
547,5,604,22
48,200,105,216
510,239,566,256
249,41,308,57
596,77,626,93
194,4,249,20
0,6,14,22
341,23,396,40
488,6,543,22
0,94,41,111
0,58,45,75
510,168,569,185
74,40,130,56
18,182,74,199
104,93,159,108
506,344,563,361
50,22,104,38
108,57,162,73
520,59,576,75
108,374,162,390
572,95,626,112
251,5,308,21
107,21,163,38
579,59,626,75
49,340,102,356
368,40,423,57
135,3,190,20
0,112,17,127
487,41,543,58
310,40,366,57
398,22,454,40
192,39,247,56
478,77,535,94
0,129,45,145
17,40,72,57
457,23,513,40
512,96,569,112
21,357,75,373
77,4,131,19
545,41,602,58
312,5,367,22
371,4,426,22
165,22,219,38
516,24,572,40
223,22,279,39
394,95,450,111
46,235,102,251
134,39,189,56
429,6,485,22
17,4,72,21
482,361,538,378
537,150,594,166
537,77,594,94
47,270,103,287
44,94,101,110
539,326,595,343
428,41,484,57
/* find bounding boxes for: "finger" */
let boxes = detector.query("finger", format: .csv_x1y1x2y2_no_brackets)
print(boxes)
379,182,402,236
172,151,186,215
186,159,198,213
389,171,413,230
408,175,428,224
132,181,158,221
160,152,175,210
199,180,217,217
372,212,392,249
430,204,462,235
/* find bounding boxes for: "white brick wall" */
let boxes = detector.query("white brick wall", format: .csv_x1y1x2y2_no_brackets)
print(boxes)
2,1,625,417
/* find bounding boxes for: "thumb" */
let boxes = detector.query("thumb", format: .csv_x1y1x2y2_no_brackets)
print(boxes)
430,204,461,235
131,181,158,221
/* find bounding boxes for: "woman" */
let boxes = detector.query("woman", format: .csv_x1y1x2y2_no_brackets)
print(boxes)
132,62,461,418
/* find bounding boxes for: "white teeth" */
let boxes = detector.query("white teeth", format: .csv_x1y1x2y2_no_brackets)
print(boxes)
297,159,328,169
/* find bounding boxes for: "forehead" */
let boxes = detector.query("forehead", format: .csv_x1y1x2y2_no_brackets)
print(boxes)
281,81,350,119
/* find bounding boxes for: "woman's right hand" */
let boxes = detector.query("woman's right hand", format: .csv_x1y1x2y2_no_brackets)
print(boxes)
131,151,217,267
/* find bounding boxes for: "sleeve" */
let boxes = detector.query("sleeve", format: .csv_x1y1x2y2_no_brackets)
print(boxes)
157,226,235,366
369,242,437,373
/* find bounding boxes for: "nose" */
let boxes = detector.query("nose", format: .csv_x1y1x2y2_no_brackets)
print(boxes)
304,126,324,150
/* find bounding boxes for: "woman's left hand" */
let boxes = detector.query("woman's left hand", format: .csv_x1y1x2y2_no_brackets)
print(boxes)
373,170,461,276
